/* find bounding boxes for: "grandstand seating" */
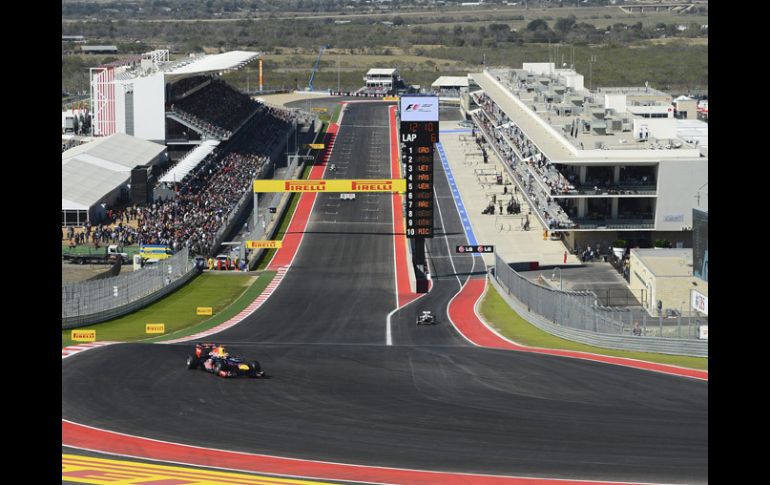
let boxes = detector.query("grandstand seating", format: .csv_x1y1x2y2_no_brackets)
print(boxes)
172,79,258,134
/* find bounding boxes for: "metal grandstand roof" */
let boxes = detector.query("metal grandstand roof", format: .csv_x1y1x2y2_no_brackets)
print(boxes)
159,140,220,183
62,133,166,211
365,68,398,76
165,51,260,76
431,76,469,88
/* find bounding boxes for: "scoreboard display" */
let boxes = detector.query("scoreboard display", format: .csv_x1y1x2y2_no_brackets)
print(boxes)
400,96,439,239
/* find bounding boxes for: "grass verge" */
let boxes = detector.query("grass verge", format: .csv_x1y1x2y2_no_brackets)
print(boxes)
478,282,708,371
330,104,342,124
62,271,275,347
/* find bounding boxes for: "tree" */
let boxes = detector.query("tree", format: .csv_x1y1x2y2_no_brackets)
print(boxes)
527,19,549,32
555,16,576,32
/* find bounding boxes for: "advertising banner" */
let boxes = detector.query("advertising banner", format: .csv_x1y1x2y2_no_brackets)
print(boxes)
145,324,165,334
691,290,708,316
400,96,439,122
245,240,282,249
71,330,96,342
254,179,406,193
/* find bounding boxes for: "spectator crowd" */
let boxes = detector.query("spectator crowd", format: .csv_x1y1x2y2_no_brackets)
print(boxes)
64,92,298,257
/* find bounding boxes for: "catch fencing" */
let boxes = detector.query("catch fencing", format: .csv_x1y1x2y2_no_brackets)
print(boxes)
62,248,195,328
493,253,708,357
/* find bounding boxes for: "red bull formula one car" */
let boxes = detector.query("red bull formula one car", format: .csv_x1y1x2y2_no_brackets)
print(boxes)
186,343,265,378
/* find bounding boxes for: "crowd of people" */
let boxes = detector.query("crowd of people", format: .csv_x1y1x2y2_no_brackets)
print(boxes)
64,95,297,257
64,217,138,249
172,79,258,136
473,93,575,230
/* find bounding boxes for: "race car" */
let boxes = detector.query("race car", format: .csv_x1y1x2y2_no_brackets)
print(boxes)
416,310,436,325
186,343,265,378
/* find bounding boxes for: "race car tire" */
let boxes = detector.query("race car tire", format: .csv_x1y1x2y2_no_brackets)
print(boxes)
248,360,261,378
213,361,223,374
186,355,198,370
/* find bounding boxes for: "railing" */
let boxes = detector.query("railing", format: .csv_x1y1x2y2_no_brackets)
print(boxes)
493,253,708,357
62,247,195,328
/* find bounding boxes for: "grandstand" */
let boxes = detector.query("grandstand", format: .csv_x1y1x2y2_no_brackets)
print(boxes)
89,50,260,144
361,68,406,95
69,49,311,258
466,63,707,251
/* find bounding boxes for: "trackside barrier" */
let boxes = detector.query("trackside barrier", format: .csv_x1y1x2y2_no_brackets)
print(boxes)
492,253,708,357
62,248,195,329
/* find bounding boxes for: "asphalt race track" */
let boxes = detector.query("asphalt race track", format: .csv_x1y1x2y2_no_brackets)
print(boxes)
62,101,708,484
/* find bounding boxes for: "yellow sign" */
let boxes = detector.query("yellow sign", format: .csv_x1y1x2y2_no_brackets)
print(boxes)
254,179,406,193
145,323,165,334
383,96,399,101
307,143,325,149
245,240,282,249
71,330,96,342
311,107,328,113
196,307,213,316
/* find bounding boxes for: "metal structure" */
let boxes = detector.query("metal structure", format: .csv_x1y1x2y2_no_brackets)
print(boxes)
62,248,194,327
90,66,116,136
493,252,708,354
308,45,329,91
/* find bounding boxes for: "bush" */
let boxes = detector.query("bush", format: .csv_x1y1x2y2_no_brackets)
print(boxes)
654,239,670,248
612,239,627,248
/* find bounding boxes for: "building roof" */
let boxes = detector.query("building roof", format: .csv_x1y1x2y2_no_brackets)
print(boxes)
159,140,220,183
165,51,260,76
81,45,118,51
62,133,166,211
366,68,398,76
632,248,693,277
470,71,577,161
675,119,708,148
471,69,703,163
432,76,469,88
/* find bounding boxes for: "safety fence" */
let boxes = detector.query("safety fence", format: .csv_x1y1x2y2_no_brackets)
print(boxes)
62,248,195,328
493,253,708,357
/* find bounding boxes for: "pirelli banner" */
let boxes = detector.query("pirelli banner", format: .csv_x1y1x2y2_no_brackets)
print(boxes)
253,179,406,193
245,240,282,249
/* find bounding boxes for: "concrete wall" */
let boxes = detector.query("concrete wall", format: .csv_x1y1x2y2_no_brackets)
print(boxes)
131,73,166,143
522,62,555,76
633,117,676,140
604,94,626,113
655,158,707,230
629,249,708,316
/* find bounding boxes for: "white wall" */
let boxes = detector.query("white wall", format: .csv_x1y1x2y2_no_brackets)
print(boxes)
604,94,626,113
522,62,555,76
563,73,584,91
633,118,677,140
131,73,166,142
655,158,708,230
114,82,127,135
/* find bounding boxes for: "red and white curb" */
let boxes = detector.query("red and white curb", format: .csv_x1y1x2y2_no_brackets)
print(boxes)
62,341,118,359
161,266,290,344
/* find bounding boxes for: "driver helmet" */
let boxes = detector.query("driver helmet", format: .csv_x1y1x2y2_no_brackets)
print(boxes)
212,345,229,358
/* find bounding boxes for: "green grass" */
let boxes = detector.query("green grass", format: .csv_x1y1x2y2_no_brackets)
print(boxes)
330,104,342,124
478,283,708,371
62,272,275,347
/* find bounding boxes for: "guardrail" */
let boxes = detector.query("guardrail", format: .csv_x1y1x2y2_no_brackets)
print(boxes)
62,247,195,328
492,253,708,357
